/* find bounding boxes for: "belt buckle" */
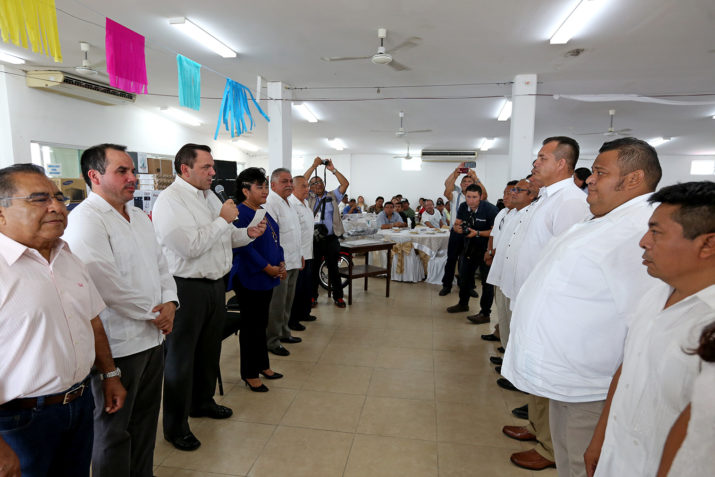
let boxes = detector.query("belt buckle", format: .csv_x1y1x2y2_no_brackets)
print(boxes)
62,383,85,405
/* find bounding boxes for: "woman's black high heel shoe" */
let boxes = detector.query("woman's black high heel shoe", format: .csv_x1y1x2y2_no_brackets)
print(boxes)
260,371,284,380
242,379,269,392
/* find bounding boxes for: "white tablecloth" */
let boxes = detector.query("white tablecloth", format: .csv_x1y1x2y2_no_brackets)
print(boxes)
371,227,450,283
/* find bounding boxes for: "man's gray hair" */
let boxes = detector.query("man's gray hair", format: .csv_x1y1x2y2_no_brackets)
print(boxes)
270,168,291,183
0,163,46,207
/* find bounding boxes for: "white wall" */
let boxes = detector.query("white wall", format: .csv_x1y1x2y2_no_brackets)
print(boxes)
1,65,249,167
575,155,715,188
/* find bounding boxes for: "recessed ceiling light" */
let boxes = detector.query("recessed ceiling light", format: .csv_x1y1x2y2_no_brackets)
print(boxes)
328,138,346,151
497,100,512,121
169,17,237,58
479,138,496,151
647,137,671,147
0,51,25,64
293,103,318,123
160,107,202,127
550,0,604,45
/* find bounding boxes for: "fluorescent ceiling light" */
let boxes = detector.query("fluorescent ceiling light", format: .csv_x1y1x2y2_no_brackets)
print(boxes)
497,100,512,121
647,137,671,147
328,138,346,151
550,0,603,45
690,159,715,175
479,138,496,151
232,139,259,152
160,107,202,127
169,17,237,58
0,51,25,64
293,103,318,123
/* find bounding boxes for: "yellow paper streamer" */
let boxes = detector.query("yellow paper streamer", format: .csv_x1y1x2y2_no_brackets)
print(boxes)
0,0,62,62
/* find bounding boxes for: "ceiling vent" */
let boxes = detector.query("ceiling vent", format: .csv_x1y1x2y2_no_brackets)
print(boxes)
26,70,136,106
420,149,478,162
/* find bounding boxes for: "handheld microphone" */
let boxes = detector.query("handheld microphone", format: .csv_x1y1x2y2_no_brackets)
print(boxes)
215,185,229,203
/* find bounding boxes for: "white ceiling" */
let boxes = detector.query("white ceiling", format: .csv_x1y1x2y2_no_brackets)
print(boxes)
4,0,715,158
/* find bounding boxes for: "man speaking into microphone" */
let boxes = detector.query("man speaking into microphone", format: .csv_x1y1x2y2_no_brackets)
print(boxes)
152,144,266,451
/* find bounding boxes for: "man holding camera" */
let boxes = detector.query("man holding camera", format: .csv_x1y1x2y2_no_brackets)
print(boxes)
304,157,350,308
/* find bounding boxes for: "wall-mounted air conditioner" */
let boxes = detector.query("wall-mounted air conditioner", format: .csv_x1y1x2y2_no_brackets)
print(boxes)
26,70,136,106
420,150,478,162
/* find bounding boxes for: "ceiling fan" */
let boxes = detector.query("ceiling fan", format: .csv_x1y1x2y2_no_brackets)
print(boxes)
372,110,432,137
393,143,419,160
577,109,632,137
49,41,108,79
321,28,420,71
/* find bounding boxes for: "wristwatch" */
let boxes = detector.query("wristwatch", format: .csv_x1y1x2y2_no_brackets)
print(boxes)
100,367,122,380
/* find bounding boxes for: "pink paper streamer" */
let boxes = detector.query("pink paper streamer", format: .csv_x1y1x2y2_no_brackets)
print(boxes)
105,18,148,94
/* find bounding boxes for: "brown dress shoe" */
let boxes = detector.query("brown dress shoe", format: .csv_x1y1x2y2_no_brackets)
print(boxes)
502,425,536,441
510,449,556,470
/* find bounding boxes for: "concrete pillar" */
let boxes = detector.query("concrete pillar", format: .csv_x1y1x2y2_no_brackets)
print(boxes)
0,65,15,167
267,81,292,173
508,74,537,179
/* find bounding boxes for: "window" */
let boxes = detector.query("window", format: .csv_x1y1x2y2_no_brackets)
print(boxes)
690,159,715,176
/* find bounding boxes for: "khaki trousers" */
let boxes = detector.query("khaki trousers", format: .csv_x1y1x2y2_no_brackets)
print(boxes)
494,287,511,348
526,395,555,461
549,399,605,477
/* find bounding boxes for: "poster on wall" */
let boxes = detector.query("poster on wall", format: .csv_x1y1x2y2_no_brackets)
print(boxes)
46,164,62,177
137,152,148,173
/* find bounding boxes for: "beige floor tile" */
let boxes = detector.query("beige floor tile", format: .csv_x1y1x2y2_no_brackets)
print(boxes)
303,363,373,395
357,396,436,441
380,328,433,349
375,346,435,371
248,426,353,477
281,390,365,432
434,372,508,405
219,386,297,425
155,466,241,477
329,327,387,347
319,343,379,367
344,434,438,477
270,341,328,363
436,401,525,448
367,368,435,401
162,420,274,475
433,349,493,376
262,360,314,389
438,442,534,477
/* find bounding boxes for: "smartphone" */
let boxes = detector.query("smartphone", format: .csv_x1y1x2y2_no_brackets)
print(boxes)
458,161,476,173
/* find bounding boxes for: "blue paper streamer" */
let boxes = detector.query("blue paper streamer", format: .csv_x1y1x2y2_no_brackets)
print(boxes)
177,54,201,111
214,78,270,139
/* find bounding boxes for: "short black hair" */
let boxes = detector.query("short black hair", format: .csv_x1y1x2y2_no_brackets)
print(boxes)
0,163,46,205
465,184,483,196
384,201,394,207
695,321,715,362
574,167,591,182
376,196,384,201
175,143,211,175
349,198,356,203
236,167,267,203
648,181,715,239
80,143,128,188
543,136,580,171
599,137,662,191
506,180,518,186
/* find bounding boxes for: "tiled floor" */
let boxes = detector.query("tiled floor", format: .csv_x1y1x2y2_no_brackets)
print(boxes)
154,280,558,477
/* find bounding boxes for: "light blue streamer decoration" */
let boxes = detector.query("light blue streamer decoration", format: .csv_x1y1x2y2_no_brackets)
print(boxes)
177,54,201,111
214,78,270,139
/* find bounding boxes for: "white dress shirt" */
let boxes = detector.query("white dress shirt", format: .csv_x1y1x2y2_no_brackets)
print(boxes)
289,194,314,260
667,361,715,477
421,210,443,227
486,208,519,288
0,233,105,402
64,193,179,358
264,190,302,270
502,195,659,402
152,176,253,279
450,186,466,230
594,283,715,477
497,200,540,299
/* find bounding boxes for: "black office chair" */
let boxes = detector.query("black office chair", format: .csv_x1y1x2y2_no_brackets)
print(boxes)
217,295,242,395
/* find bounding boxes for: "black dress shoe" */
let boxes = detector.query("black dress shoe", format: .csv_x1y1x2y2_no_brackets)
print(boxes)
495,366,502,374
497,346,505,353
166,432,201,451
260,371,284,380
189,403,233,419
243,380,269,392
490,356,503,365
289,322,306,331
480,333,500,342
512,404,529,420
269,345,290,356
469,289,479,298
300,315,317,322
280,336,302,344
467,313,490,324
446,303,469,313
497,377,525,393
438,287,451,296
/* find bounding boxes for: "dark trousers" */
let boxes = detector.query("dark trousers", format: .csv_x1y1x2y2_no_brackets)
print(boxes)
442,229,465,289
234,280,273,380
91,345,163,477
458,245,494,315
312,234,343,300
0,379,94,477
290,259,313,325
163,277,225,439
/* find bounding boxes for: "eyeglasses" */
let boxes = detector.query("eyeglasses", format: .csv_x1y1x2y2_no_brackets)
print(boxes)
510,187,530,194
0,192,70,206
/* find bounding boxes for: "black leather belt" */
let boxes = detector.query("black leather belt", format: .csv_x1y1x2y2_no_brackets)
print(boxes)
0,377,90,411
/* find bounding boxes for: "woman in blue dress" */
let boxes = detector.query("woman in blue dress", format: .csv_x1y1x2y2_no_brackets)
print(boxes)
228,167,286,392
